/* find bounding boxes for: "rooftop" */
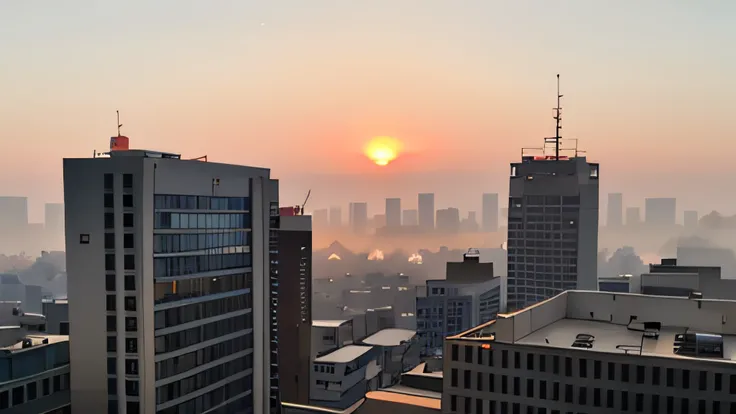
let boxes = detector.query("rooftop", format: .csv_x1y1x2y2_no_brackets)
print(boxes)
313,319,350,328
363,390,441,410
0,333,68,353
452,290,736,364
361,328,416,347
314,345,373,364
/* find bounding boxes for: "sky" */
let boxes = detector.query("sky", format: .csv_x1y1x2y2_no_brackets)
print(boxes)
1,1,735,221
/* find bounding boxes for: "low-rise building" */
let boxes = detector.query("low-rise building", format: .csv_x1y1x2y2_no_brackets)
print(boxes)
41,299,69,335
360,329,420,387
444,290,736,414
312,320,356,358
310,345,380,409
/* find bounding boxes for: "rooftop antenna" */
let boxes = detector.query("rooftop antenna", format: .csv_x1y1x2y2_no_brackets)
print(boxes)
116,110,123,137
553,74,562,160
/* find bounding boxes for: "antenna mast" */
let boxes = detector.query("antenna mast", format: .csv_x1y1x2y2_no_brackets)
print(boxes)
553,74,562,160
117,110,123,137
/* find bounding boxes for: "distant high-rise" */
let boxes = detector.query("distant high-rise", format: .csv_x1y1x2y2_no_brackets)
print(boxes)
329,206,342,227
44,202,65,250
313,208,329,227
462,211,479,233
645,198,676,226
373,213,386,230
506,76,599,311
607,193,623,227
684,210,699,229
418,193,435,231
0,196,28,232
626,207,641,226
385,198,401,228
482,193,499,232
402,209,418,226
350,202,368,234
436,208,460,233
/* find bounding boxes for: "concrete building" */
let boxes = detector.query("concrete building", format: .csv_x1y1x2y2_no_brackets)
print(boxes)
385,198,401,229
349,203,368,235
310,345,380,409
435,208,460,233
312,320,356,358
645,197,676,227
444,290,736,414
684,210,699,229
416,251,501,356
417,194,435,232
329,207,342,228
506,149,599,311
360,328,420,387
597,275,632,293
0,196,28,254
626,207,641,226
64,148,277,413
275,211,313,405
0,301,71,414
402,210,418,227
606,193,623,228
42,298,70,335
0,274,42,315
481,193,498,232
45,203,66,251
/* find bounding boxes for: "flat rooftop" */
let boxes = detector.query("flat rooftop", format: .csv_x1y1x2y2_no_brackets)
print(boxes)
313,319,350,328
361,328,416,347
1,333,69,353
364,390,441,410
314,345,373,364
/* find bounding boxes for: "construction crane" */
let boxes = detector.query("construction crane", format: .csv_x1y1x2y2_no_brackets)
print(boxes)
294,189,311,216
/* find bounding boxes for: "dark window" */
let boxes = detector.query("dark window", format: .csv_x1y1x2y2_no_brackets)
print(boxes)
123,213,134,228
106,274,115,291
667,396,674,412
564,384,572,403
652,395,659,412
488,373,494,392
539,354,546,372
124,254,135,270
125,297,136,311
502,350,508,368
712,401,719,413
621,364,629,382
476,399,482,414
527,353,534,370
463,370,470,389
127,402,140,414
681,398,688,414
105,213,115,229
42,378,50,396
513,377,520,396
608,362,615,380
0,391,7,409
123,174,133,188
126,359,139,376
552,382,559,401
682,370,690,389
60,321,69,335
552,355,559,374
106,295,116,311
27,382,37,401
514,352,521,369
107,315,116,332
104,173,114,190
465,346,473,363
107,357,116,374
125,317,137,332
450,395,457,411
606,389,614,408
667,368,675,387
124,233,134,249
636,365,645,384
593,387,601,407
698,400,706,414
123,194,133,208
579,358,587,378
108,378,116,395
451,369,458,387
477,347,483,365
12,386,23,405
621,391,629,411
464,397,471,414
526,378,533,397
476,372,483,391
107,336,116,352
636,393,644,412
730,374,736,394
105,254,115,271
501,375,507,394
578,386,586,405
564,357,572,377
105,233,115,249
104,193,114,208
593,360,601,379
126,337,138,354
451,345,458,361
539,380,546,399
126,380,139,396
488,349,494,367
715,373,722,391
653,366,660,385
125,275,135,291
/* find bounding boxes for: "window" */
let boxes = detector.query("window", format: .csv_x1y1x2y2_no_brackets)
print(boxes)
26,382,37,401
564,384,572,403
501,375,507,394
451,369,458,387
105,254,115,271
526,378,533,397
124,233,134,249
105,213,115,229
715,373,722,391
667,396,674,412
476,372,483,391
105,233,115,249
564,357,572,376
502,350,508,368
126,338,138,354
451,345,458,361
667,368,674,387
477,346,483,365
104,173,114,190
125,317,137,332
127,402,140,414
539,354,546,372
450,395,457,412
106,274,115,291
539,380,547,399
125,275,135,291
123,174,133,188
126,359,139,376
488,373,494,392
680,398,688,414
488,349,494,367
107,315,116,331
621,391,629,411
621,364,629,382
107,336,116,352
730,374,736,394
552,382,559,401
60,321,69,335
123,213,134,228
652,366,660,385
42,378,50,396
107,357,116,374
527,353,534,370
593,360,601,379
465,346,473,363
513,377,520,396
608,362,615,380
125,297,136,311
652,395,659,412
12,386,23,405
463,370,470,389
106,295,116,311
579,358,587,378
606,389,614,408
682,370,690,389
636,365,645,384
552,355,559,374
126,380,139,396
593,388,601,407
514,352,521,369
476,399,482,414
123,194,133,208
464,397,471,414
578,386,586,405
107,378,116,396
104,193,114,208
124,254,135,270
0,391,7,409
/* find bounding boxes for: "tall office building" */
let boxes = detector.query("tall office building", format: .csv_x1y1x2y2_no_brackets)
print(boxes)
481,193,499,232
506,81,599,311
626,207,641,226
402,209,418,226
436,208,460,233
45,202,66,250
350,202,368,234
273,208,312,405
0,196,28,253
329,207,341,227
684,210,699,229
385,198,401,228
417,193,435,231
607,192,623,227
64,148,275,414
645,198,676,227
312,208,328,228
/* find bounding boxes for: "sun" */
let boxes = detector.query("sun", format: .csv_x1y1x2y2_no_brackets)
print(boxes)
364,136,402,166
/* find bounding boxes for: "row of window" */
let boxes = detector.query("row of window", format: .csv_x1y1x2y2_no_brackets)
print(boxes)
156,355,252,404
104,173,134,190
154,231,249,254
107,357,139,376
154,314,252,355
0,373,69,409
105,274,136,292
154,253,251,277
104,193,134,209
154,273,251,305
155,195,250,211
105,253,135,271
107,336,138,354
156,334,253,380
107,377,138,396
507,241,578,249
107,315,138,332
156,375,253,414
512,195,580,206
104,212,134,229
107,400,140,414
106,295,137,312
105,233,134,250
154,293,251,330
155,212,250,230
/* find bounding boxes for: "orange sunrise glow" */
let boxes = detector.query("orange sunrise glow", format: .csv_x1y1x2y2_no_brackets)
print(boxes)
364,136,402,166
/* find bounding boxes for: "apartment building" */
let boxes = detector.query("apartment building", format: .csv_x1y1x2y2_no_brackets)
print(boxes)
444,290,736,414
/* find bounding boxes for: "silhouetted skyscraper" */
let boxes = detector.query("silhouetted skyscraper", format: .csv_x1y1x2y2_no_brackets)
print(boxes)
329,206,342,227
385,198,401,228
626,207,641,226
482,193,499,232
607,193,623,227
350,202,368,234
436,208,460,233
418,193,435,231
684,210,699,229
402,209,418,226
645,198,676,227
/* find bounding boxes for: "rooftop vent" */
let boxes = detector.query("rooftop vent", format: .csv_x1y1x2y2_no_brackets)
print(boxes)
689,291,703,300
571,333,595,349
21,338,33,349
674,333,724,359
